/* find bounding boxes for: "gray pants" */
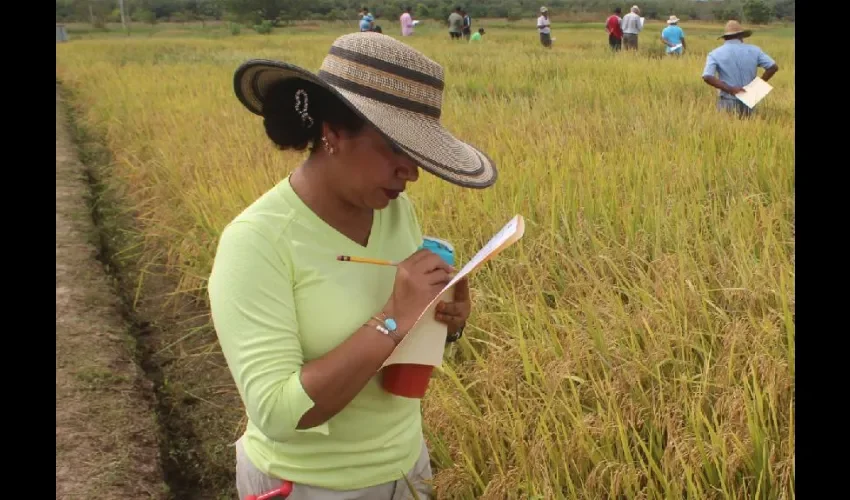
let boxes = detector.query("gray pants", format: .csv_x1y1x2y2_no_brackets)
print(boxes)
235,437,434,500
623,33,638,50
717,97,753,117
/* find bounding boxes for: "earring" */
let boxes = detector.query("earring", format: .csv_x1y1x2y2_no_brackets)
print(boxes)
322,136,335,155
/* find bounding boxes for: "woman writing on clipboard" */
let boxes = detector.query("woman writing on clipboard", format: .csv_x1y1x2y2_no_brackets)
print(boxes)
208,32,498,499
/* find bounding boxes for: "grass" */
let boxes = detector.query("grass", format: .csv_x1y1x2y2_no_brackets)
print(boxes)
56,19,794,499
56,87,170,498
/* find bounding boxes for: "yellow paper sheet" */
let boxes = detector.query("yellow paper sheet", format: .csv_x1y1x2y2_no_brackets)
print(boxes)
382,215,526,368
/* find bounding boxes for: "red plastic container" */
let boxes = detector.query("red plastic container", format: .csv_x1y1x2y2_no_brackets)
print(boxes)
382,363,434,398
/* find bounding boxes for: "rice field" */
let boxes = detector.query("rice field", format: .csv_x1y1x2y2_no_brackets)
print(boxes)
56,19,795,499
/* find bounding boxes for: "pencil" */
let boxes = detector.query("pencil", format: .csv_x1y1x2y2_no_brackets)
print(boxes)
336,255,399,266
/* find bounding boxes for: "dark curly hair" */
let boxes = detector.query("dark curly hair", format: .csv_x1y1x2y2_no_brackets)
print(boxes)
262,78,366,153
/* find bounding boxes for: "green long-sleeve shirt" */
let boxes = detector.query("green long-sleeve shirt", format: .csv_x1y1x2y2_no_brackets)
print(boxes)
208,176,424,490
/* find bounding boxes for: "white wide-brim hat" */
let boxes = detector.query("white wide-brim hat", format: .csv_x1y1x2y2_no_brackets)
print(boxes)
233,32,497,189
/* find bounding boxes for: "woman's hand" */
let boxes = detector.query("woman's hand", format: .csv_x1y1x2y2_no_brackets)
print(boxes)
435,277,471,333
386,249,455,335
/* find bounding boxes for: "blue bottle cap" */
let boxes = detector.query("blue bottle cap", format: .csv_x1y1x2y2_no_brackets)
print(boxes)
419,237,454,266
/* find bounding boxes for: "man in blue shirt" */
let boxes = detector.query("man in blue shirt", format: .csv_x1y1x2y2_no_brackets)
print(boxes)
661,15,685,55
702,20,780,117
359,7,375,32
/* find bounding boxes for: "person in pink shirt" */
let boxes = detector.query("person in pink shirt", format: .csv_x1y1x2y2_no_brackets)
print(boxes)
400,6,414,36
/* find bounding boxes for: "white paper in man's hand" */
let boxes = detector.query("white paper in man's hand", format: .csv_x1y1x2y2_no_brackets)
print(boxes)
735,77,773,109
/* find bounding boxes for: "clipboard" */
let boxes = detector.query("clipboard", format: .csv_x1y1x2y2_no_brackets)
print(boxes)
382,215,526,368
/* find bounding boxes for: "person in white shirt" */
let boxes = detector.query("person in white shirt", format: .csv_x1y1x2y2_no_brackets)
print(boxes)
621,5,643,50
537,6,552,48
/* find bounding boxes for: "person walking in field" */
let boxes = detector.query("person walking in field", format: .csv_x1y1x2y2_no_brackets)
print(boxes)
538,7,552,48
400,6,414,36
701,20,780,117
359,7,375,32
461,10,472,40
219,31,496,500
606,7,623,51
448,7,463,40
661,15,685,55
621,5,642,50
470,27,485,42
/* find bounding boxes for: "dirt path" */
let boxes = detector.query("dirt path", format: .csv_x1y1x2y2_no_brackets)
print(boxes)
56,87,169,499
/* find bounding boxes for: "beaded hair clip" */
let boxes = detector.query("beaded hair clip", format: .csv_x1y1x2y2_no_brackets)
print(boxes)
294,89,315,129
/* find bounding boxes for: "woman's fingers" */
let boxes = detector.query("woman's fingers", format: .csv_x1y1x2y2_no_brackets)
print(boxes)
435,313,453,324
406,248,435,265
426,269,453,286
435,311,464,330
453,277,470,302
414,251,455,274
436,302,469,325
436,311,463,320
436,302,462,316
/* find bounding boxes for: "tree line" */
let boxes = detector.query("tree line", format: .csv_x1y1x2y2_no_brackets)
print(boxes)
56,0,795,28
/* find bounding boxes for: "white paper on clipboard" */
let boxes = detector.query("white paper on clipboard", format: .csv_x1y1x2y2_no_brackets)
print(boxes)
381,215,526,368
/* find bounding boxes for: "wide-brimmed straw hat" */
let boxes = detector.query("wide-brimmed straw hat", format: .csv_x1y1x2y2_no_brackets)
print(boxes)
720,20,752,39
540,6,548,13
667,15,680,24
233,32,497,189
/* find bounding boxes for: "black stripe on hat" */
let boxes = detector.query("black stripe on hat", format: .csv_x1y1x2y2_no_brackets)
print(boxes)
318,70,442,119
328,46,445,91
